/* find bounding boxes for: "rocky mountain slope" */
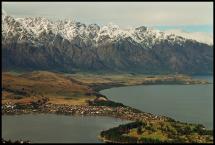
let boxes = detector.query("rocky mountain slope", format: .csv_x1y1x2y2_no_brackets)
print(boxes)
2,11,213,74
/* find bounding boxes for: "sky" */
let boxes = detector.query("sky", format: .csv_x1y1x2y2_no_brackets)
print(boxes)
2,2,213,34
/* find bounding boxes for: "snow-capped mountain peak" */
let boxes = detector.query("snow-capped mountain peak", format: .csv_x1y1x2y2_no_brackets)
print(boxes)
2,11,213,46
164,29,213,45
2,10,213,75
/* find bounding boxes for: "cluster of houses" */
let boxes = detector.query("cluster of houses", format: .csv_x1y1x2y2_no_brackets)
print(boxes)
2,98,167,122
2,102,15,110
2,138,30,144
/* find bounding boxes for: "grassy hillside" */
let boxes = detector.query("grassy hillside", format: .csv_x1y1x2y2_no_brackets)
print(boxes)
100,120,213,143
2,71,97,105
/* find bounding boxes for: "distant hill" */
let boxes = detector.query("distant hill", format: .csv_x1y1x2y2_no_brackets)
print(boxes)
2,12,213,75
2,71,94,99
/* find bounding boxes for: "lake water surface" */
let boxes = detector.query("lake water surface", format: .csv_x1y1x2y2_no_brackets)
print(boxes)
2,76,213,143
2,114,129,143
100,76,213,129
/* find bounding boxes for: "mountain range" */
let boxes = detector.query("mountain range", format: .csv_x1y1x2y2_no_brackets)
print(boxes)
2,11,213,75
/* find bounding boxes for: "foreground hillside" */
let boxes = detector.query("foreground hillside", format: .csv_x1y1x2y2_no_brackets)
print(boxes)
2,12,213,75
100,120,213,143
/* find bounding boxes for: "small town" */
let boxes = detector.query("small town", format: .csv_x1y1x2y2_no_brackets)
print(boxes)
2,98,169,123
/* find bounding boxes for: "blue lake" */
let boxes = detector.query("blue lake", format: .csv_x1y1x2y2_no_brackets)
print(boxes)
2,114,129,143
101,76,213,129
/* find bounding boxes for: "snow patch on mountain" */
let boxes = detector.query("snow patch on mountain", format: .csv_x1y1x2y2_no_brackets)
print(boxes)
2,10,212,46
164,29,213,45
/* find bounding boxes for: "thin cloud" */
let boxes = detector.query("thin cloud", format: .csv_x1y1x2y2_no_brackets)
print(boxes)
2,2,213,27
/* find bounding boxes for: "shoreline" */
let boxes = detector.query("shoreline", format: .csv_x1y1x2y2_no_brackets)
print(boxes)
2,74,212,143
90,77,210,92
2,103,172,122
2,85,210,143
4,75,208,121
